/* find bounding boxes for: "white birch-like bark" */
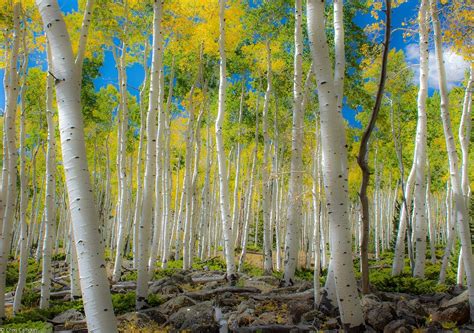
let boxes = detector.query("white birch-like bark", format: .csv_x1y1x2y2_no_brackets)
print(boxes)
232,85,244,247
262,40,273,275
149,47,165,276
284,0,304,285
413,0,429,278
216,0,236,277
456,66,472,284
459,66,472,199
392,165,416,275
39,42,57,310
161,62,175,268
182,87,195,268
36,1,117,331
430,0,474,320
13,33,29,313
307,0,364,327
136,0,163,310
112,10,130,281
132,42,149,269
0,4,21,319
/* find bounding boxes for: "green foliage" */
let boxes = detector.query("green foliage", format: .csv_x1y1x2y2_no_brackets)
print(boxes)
52,253,67,261
5,300,84,325
0,321,53,332
112,292,165,314
6,259,42,288
111,292,136,314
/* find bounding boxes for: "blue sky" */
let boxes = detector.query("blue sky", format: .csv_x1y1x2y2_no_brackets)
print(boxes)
1,1,468,127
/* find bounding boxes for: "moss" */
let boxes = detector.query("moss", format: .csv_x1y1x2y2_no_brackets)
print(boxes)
52,252,67,261
0,321,53,332
5,300,84,325
112,292,136,314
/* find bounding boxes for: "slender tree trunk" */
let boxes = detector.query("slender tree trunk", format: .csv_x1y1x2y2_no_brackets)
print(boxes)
413,0,429,277
356,0,391,294
430,0,474,320
13,33,29,313
216,0,236,278
0,4,21,320
262,40,273,275
136,0,163,310
284,0,304,286
307,0,364,328
36,1,117,331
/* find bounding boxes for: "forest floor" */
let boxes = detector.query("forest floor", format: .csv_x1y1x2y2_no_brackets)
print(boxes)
0,249,472,332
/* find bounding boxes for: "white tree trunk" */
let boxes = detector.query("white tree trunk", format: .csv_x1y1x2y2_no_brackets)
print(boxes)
430,0,474,320
307,0,364,328
413,0,429,278
262,40,273,275
136,0,163,310
284,0,304,285
36,1,117,331
0,4,21,319
13,37,29,313
216,0,236,277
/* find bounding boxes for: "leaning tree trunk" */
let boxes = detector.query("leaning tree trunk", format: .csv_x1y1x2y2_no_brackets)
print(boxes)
136,0,163,310
215,0,236,278
430,0,474,320
307,0,365,328
36,1,117,331
284,0,304,286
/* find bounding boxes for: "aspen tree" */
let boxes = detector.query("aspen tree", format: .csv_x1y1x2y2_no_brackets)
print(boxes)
36,1,117,331
0,3,21,320
136,0,163,310
430,0,474,319
13,28,29,313
413,0,429,277
307,0,364,328
216,0,236,278
284,0,304,286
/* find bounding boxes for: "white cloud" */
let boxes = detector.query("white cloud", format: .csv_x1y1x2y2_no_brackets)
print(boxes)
404,43,469,90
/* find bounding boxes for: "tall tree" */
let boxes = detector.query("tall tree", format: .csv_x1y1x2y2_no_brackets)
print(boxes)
307,0,365,328
35,1,117,331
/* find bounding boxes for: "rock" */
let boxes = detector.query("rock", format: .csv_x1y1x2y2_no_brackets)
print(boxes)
396,298,427,325
295,280,313,292
287,299,312,324
139,308,167,325
52,309,85,324
243,278,275,293
383,319,414,333
237,299,256,314
300,309,324,326
168,301,218,332
363,300,395,331
377,292,415,303
215,291,240,308
254,275,280,286
322,317,339,330
117,312,161,331
440,289,468,308
252,312,279,326
431,301,469,325
160,284,182,295
228,309,256,328
158,295,197,316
